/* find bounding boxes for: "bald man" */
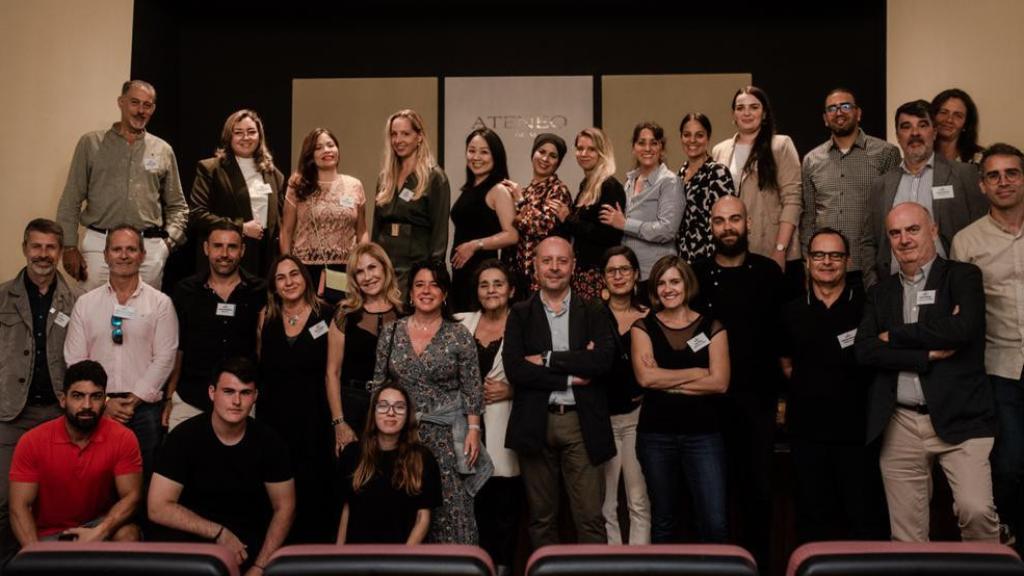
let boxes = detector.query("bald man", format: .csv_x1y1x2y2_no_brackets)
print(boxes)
503,236,616,548
855,201,998,542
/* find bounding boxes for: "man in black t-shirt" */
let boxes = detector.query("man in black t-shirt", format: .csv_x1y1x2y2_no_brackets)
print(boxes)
148,357,294,574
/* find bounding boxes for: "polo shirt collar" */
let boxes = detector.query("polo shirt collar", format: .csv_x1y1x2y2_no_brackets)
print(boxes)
51,416,108,446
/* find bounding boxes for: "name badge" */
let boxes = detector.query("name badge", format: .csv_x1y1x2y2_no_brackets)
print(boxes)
143,157,160,172
216,303,237,317
249,182,272,196
398,188,415,202
687,332,711,352
54,312,71,328
339,195,356,209
389,223,401,237
837,328,857,349
916,290,936,305
113,304,136,319
931,185,955,200
309,320,328,340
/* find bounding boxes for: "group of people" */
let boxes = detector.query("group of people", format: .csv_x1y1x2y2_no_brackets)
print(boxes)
0,77,1021,576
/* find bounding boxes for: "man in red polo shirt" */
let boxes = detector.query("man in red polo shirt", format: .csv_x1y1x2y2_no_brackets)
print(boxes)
8,360,142,545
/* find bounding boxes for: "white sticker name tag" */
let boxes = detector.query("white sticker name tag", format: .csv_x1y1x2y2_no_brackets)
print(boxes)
113,305,136,319
398,188,415,202
837,328,857,349
216,303,237,317
54,312,70,328
916,290,936,305
687,332,711,352
249,182,272,196
309,320,328,339
339,195,356,209
931,185,955,200
143,157,160,172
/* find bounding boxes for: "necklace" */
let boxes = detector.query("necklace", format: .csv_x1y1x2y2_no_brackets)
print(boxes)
409,316,440,332
283,304,306,327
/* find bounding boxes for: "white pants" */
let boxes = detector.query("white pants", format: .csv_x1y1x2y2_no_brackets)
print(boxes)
167,392,203,431
80,228,170,291
602,405,651,544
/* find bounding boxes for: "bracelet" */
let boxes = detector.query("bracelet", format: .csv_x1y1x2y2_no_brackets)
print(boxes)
468,424,481,431
476,238,485,250
331,416,345,426
213,524,224,541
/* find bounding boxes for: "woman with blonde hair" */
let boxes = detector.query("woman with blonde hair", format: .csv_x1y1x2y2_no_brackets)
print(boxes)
190,108,285,276
552,127,626,301
372,109,451,292
280,127,368,303
326,242,403,451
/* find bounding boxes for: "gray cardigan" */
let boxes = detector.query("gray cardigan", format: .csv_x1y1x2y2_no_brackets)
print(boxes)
622,163,684,279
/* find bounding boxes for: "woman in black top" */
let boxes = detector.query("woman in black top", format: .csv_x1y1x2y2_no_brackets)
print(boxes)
599,246,651,544
631,255,730,543
257,254,336,543
554,127,626,302
449,128,518,312
327,242,404,453
337,383,442,544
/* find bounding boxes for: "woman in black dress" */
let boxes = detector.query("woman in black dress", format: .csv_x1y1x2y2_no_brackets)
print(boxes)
337,383,442,544
326,242,404,453
449,128,518,312
257,254,336,543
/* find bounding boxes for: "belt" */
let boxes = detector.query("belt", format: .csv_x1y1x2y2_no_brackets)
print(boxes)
897,403,929,415
548,404,577,415
106,392,132,399
88,225,168,238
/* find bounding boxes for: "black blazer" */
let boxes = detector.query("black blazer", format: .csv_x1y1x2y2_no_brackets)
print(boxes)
855,257,995,445
503,291,616,465
189,155,285,276
860,154,988,287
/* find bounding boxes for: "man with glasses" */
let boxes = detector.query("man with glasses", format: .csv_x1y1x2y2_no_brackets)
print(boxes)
952,143,1024,548
56,80,187,291
0,219,82,562
856,201,998,542
148,357,294,574
64,225,177,482
801,88,900,291
780,228,887,542
861,100,988,288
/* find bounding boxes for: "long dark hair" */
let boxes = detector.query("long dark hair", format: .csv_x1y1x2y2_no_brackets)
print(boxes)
353,383,424,495
931,88,981,161
292,127,339,201
732,86,779,191
264,254,324,323
462,128,509,195
406,259,456,321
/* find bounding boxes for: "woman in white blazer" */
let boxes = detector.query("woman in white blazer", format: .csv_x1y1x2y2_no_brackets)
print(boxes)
456,258,520,576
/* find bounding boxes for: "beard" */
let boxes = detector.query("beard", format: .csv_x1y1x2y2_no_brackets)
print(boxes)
66,407,102,432
830,123,857,137
712,231,749,257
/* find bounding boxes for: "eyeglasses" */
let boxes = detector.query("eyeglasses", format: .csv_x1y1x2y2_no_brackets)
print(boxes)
604,265,635,277
982,168,1023,186
110,316,124,345
809,251,848,262
825,102,857,114
375,401,407,415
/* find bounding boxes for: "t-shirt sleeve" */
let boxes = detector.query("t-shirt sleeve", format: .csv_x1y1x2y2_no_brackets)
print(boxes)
260,426,293,483
154,422,191,484
113,425,143,476
631,316,650,335
416,447,442,510
709,318,726,340
9,432,40,483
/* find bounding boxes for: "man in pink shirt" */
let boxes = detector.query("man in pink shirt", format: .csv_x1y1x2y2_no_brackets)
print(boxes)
64,225,177,480
9,360,142,545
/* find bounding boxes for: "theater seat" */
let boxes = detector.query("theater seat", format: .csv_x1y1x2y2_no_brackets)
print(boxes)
262,544,494,576
786,541,1024,576
6,542,239,576
525,544,758,576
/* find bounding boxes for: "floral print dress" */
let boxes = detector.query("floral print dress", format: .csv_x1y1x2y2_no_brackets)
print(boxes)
507,174,571,295
676,158,736,263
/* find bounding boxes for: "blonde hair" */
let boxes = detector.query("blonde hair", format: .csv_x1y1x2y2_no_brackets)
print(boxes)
575,127,617,207
336,242,404,326
215,109,276,175
376,109,435,205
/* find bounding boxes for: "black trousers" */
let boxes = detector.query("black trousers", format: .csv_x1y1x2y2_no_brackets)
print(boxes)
475,476,524,567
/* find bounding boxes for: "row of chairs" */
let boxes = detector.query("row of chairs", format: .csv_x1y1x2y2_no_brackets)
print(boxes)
8,540,1024,575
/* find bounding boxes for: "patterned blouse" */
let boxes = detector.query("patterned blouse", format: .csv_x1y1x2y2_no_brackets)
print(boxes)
676,157,735,263
288,174,365,265
509,174,572,292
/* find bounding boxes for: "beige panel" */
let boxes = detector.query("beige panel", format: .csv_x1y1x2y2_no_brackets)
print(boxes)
292,78,438,224
887,0,1024,147
602,74,752,181
0,0,134,277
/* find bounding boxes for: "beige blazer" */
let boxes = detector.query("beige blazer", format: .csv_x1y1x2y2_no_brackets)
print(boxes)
456,311,519,477
711,134,803,261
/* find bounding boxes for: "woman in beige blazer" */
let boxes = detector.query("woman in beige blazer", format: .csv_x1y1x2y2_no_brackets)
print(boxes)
711,86,802,275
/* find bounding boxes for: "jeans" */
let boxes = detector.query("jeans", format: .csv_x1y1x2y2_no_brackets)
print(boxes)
992,373,1024,541
637,431,727,543
126,401,164,483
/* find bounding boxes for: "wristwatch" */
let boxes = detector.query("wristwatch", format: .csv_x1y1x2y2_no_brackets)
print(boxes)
331,416,345,426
